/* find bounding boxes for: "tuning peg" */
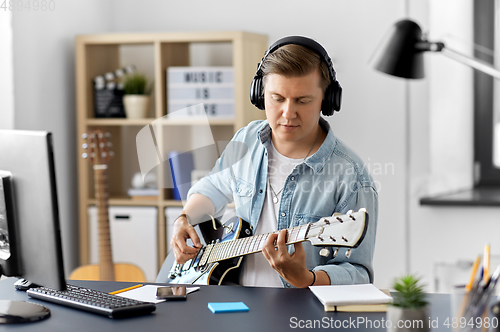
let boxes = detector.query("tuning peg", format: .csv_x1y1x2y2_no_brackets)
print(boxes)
109,151,115,157
319,247,330,257
107,142,113,147
347,210,353,215
99,142,105,148
345,248,352,258
89,133,96,139
90,152,95,158
82,143,88,149
82,133,88,139
105,132,111,138
82,153,88,159
101,152,107,158
98,132,104,138
332,247,339,258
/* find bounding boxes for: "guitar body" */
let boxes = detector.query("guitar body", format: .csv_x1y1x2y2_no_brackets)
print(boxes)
69,263,146,282
164,216,252,285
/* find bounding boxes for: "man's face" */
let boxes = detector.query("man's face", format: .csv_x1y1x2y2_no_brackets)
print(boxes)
264,68,323,147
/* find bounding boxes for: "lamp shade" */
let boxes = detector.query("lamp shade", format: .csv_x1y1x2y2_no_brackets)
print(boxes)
371,19,426,79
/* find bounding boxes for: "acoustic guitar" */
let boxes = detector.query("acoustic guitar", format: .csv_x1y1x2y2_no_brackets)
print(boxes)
70,130,145,282
160,209,368,285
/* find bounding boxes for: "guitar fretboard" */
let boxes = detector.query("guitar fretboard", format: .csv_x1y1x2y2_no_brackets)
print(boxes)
94,167,115,282
201,224,310,265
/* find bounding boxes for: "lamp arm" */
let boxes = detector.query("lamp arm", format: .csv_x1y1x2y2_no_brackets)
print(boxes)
440,46,500,80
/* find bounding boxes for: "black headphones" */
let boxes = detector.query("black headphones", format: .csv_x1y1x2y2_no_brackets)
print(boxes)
250,36,342,116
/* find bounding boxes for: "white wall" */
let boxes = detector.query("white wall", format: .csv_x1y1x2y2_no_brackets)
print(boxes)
0,11,14,130
409,0,500,292
11,1,115,275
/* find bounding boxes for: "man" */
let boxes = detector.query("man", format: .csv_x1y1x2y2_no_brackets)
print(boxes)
169,36,378,288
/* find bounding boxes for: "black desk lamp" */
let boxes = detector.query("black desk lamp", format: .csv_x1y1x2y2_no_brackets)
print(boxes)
371,19,500,79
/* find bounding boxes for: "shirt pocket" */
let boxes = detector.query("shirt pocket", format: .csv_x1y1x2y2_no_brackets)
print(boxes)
231,177,254,197
292,213,324,227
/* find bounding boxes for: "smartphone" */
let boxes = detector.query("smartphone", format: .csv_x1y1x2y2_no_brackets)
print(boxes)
156,286,187,300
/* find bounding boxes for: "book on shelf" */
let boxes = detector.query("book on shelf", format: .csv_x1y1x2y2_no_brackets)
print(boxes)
309,284,392,312
127,188,159,200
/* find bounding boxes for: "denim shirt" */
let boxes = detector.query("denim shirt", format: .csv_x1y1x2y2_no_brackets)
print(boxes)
187,118,378,287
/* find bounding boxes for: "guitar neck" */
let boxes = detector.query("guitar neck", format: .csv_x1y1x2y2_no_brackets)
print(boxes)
93,166,115,281
202,224,311,264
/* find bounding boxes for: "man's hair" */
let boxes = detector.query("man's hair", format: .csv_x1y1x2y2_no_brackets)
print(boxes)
261,44,331,94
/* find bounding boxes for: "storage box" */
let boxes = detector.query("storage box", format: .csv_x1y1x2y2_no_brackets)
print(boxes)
88,206,158,282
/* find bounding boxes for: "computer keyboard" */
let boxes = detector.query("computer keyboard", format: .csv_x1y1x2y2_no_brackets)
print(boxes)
27,284,156,318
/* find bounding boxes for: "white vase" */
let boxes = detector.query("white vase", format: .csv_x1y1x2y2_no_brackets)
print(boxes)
386,306,430,332
123,95,150,119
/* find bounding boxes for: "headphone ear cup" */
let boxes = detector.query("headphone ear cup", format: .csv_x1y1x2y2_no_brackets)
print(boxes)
250,76,265,110
321,80,342,116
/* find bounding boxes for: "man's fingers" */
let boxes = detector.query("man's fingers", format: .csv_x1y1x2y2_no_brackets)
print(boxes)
185,226,202,248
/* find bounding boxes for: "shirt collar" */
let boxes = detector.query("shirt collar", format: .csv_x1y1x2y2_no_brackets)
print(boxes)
257,117,337,174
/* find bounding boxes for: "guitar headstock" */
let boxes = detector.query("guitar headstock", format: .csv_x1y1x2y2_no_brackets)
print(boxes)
305,208,368,257
82,130,114,166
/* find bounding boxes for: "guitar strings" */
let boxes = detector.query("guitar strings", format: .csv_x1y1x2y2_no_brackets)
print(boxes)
203,223,348,264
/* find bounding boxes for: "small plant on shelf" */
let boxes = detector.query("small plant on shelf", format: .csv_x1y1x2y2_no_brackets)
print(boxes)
121,73,152,119
122,73,151,95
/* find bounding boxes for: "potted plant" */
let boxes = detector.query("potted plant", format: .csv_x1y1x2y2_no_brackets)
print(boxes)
122,73,152,119
387,275,430,332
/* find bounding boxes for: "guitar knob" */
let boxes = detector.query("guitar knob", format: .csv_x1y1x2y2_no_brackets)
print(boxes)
319,247,330,257
345,248,352,258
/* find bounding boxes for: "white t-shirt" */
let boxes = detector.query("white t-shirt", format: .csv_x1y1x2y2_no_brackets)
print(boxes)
240,141,303,287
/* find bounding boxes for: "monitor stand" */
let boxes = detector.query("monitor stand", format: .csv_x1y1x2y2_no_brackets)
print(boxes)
0,279,50,324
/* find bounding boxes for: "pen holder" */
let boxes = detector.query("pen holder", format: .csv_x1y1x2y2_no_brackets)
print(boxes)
452,284,497,332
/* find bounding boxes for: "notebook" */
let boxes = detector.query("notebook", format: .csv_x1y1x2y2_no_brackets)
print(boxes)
309,284,393,311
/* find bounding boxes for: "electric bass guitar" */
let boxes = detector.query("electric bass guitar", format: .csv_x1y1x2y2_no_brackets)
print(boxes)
161,209,368,285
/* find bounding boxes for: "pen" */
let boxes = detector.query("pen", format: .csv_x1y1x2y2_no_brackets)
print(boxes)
109,284,144,295
466,256,481,292
483,244,490,283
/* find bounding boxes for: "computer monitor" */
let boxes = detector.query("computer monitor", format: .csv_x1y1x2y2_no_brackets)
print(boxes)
0,130,66,291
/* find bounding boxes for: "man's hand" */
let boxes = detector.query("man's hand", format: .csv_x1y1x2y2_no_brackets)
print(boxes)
262,229,313,288
170,216,202,264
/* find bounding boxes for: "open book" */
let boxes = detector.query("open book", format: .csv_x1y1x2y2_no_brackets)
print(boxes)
309,284,393,312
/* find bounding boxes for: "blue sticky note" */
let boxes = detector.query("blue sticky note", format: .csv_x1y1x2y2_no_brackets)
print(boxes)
208,302,249,313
